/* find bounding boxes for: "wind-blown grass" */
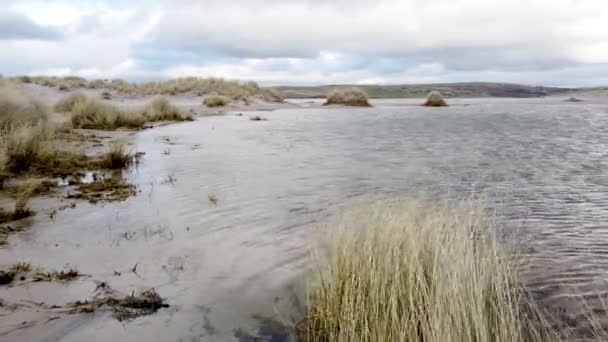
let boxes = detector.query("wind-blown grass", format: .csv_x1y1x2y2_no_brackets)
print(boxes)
302,198,556,342
324,87,371,107
55,92,87,113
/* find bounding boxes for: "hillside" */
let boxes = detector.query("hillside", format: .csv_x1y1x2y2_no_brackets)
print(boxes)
274,82,575,99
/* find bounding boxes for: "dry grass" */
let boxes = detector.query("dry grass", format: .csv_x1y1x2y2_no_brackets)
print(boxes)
324,87,371,107
70,97,145,130
301,198,557,342
55,92,87,113
423,91,448,107
67,95,190,130
141,96,192,121
204,95,229,107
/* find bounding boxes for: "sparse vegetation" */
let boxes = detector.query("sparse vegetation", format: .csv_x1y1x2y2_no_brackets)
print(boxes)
70,288,168,321
15,76,283,102
33,267,81,282
204,95,229,107
67,175,137,203
0,262,32,284
423,90,448,107
0,263,81,284
324,87,371,107
249,115,267,121
301,198,556,342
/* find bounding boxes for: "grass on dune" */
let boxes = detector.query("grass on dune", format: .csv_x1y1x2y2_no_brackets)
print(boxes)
17,76,284,103
301,198,558,342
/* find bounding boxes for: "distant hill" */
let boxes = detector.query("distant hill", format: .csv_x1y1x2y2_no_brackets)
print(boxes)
273,82,579,99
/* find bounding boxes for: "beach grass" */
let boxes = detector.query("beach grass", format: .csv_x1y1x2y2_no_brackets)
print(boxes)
301,198,556,342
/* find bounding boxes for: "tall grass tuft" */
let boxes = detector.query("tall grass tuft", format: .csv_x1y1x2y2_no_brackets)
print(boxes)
55,92,87,113
423,91,448,107
324,87,371,107
302,198,556,342
99,142,134,169
141,96,191,121
3,122,54,172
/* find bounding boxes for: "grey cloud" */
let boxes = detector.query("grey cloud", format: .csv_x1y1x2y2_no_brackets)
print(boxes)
0,12,62,40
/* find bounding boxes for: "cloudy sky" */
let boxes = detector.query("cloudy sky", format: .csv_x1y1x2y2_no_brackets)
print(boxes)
2,0,608,86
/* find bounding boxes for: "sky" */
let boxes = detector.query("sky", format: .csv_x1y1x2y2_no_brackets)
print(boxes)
1,0,608,87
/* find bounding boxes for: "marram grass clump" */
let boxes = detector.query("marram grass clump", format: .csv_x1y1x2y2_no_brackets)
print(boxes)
324,87,371,107
141,96,192,121
70,97,145,130
423,90,448,107
99,142,135,169
301,198,556,342
204,95,229,107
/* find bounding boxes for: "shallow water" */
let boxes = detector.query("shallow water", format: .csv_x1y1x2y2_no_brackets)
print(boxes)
2,97,608,341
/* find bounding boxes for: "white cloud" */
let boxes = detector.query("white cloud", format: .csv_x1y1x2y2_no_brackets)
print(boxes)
1,0,608,86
